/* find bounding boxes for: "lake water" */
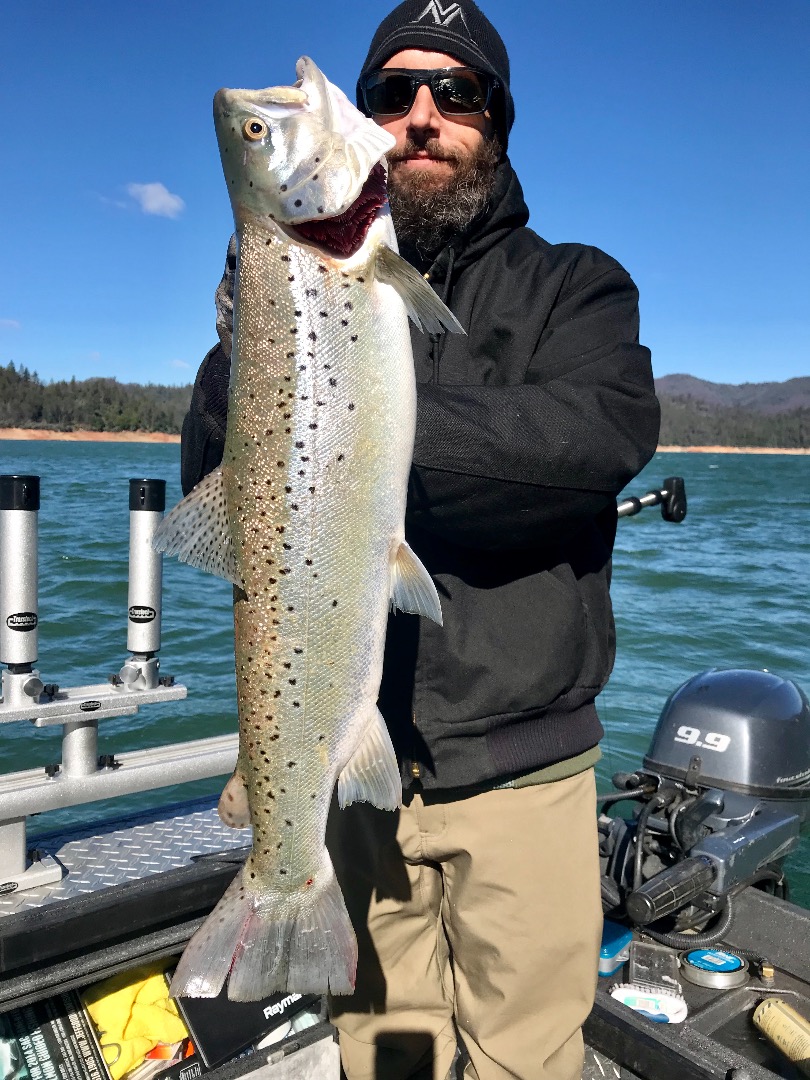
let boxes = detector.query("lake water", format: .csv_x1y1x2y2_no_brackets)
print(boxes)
0,442,807,899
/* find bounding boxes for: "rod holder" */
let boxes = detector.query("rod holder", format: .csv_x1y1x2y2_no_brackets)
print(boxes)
121,479,166,691
0,475,40,669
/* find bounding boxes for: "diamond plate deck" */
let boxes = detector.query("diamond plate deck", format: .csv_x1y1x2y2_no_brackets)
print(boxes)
0,797,250,916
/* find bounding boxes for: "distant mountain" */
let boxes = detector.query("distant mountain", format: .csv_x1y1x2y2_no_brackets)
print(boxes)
656,375,810,414
655,375,809,447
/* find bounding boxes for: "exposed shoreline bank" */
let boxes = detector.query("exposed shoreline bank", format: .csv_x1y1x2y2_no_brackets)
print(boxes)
0,429,807,454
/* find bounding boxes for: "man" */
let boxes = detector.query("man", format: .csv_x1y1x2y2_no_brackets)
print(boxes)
181,2,659,1077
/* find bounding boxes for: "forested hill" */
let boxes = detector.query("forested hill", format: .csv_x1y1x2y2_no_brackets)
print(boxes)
655,375,809,448
0,362,808,447
0,362,192,434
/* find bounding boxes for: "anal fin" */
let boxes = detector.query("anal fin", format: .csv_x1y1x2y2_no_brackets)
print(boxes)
390,541,443,625
338,708,402,811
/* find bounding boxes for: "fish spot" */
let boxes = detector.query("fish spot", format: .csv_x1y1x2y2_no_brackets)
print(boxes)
295,441,305,449
294,199,302,207
309,486,315,494
288,275,295,281
289,326,298,334
332,599,338,607
308,331,317,341
294,647,303,654
357,276,365,283
344,302,353,310
348,402,355,410
305,288,317,297
337,454,344,461
317,265,328,273
305,559,313,566
280,185,288,192
301,455,310,462
317,206,324,214
279,868,287,875
285,485,292,493
309,423,318,430
274,690,281,698
287,761,296,767
341,319,349,327
351,335,358,342
329,378,337,387
342,282,350,289
283,542,292,550
286,352,295,359
277,460,285,467
319,311,328,318
317,400,326,406
294,309,302,317
280,255,290,262
293,701,300,707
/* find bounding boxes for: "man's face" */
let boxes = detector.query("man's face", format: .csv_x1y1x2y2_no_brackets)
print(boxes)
363,48,500,266
375,49,495,190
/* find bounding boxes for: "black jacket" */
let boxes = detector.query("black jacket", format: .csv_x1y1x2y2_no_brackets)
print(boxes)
181,158,660,792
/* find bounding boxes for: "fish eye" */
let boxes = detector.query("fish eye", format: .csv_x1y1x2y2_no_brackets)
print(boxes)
243,118,268,141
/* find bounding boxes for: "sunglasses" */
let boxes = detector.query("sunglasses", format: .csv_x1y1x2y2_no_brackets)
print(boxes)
360,67,498,119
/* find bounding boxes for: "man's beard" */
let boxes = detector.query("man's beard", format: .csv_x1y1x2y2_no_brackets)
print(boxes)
386,135,501,270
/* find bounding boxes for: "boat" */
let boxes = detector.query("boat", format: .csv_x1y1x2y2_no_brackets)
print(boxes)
1,472,809,1080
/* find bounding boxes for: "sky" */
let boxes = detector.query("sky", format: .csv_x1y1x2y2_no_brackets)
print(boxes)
1,0,808,389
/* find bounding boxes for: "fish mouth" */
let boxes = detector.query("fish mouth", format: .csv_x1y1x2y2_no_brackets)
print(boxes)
290,164,387,258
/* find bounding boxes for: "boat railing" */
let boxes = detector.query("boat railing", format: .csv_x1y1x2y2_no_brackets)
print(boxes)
0,475,237,893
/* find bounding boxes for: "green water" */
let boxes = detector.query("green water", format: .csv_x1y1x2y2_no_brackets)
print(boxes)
0,442,807,899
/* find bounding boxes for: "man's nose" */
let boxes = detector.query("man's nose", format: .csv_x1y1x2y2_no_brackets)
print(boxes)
407,82,440,132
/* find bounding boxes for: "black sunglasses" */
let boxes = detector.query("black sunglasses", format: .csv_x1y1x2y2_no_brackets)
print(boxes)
360,67,498,119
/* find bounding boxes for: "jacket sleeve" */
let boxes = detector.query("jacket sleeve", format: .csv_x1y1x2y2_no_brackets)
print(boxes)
180,237,236,495
407,261,660,550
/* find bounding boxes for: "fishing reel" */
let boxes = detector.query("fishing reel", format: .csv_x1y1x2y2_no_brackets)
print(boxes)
599,668,810,945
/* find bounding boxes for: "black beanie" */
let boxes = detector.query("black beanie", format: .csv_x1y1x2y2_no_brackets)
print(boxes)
357,0,514,152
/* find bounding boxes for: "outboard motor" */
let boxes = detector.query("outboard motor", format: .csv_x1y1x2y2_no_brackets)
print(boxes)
600,669,810,945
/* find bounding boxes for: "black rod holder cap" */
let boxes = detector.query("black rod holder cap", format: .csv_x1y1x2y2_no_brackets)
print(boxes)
662,476,687,522
129,478,166,512
0,475,40,511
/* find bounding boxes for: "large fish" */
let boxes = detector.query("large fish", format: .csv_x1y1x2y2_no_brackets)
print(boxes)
154,57,462,1001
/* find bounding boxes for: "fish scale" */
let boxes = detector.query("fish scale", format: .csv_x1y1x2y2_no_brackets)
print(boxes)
154,56,462,1001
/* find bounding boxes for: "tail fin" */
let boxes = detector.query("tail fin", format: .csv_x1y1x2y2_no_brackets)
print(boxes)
170,854,357,1001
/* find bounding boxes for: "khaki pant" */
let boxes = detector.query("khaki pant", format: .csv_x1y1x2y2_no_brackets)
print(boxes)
327,769,601,1080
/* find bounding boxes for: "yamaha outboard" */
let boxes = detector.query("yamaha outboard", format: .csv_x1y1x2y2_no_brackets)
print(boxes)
599,668,810,944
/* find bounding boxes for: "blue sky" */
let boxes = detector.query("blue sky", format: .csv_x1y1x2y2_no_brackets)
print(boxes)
1,0,807,388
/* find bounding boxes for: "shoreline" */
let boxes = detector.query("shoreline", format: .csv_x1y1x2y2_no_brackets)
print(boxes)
0,429,806,454
0,428,180,444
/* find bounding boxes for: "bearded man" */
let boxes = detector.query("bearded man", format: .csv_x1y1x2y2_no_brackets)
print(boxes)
181,3,659,1078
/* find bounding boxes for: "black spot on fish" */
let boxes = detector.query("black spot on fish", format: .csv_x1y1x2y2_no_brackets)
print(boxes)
305,559,313,566
318,265,327,273
329,378,337,387
337,453,344,461
348,403,355,411
309,423,318,430
294,310,302,317
317,205,324,214
319,311,328,318
332,600,338,607
313,173,318,180
351,335,358,342
295,441,304,448
341,319,349,327
305,288,317,297
357,276,365,282
294,647,303,654
280,185,288,192
289,275,295,281
289,327,297,334
293,702,300,707
301,455,310,462
294,199,302,207
309,331,317,341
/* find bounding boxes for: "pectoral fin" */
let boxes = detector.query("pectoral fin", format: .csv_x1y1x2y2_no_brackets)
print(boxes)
390,541,443,625
375,244,465,335
152,469,242,586
338,708,402,811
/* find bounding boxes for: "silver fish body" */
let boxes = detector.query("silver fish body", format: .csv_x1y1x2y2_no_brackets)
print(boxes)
154,58,461,1001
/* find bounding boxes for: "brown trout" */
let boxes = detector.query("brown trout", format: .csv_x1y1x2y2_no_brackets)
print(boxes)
154,57,462,1001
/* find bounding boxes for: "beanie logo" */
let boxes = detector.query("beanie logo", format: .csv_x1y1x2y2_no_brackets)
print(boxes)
414,1,470,33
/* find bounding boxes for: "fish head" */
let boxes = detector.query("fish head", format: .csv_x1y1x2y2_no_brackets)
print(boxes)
214,56,395,229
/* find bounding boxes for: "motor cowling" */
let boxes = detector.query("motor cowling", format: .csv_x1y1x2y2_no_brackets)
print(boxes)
642,669,810,821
